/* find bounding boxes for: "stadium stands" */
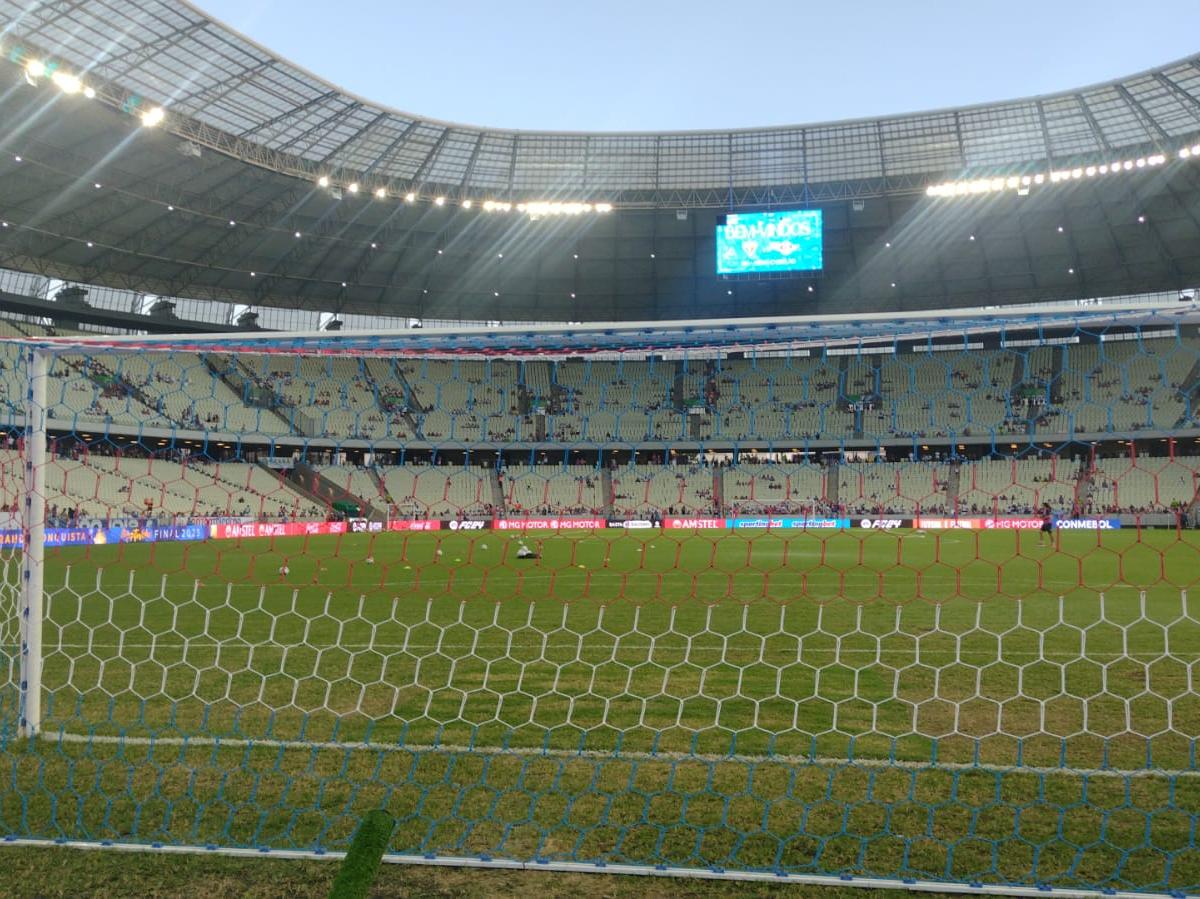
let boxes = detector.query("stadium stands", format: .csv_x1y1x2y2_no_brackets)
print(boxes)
1,316,1199,521
3,331,1195,447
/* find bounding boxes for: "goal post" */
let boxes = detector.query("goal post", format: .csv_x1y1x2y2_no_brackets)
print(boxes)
18,345,46,737
2,320,1200,897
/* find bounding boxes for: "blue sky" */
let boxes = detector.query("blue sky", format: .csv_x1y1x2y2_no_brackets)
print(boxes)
194,0,1200,132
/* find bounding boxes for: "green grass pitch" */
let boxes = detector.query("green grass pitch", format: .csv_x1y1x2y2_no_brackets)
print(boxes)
4,527,1200,890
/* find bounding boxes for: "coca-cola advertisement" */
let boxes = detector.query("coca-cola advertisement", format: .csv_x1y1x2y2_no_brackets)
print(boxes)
387,520,442,532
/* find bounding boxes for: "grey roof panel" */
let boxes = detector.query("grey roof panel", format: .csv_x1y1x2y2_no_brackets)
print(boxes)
2,0,1197,198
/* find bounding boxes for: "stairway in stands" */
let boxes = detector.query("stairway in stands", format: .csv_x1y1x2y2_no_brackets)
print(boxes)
945,463,962,515
364,358,423,436
1174,357,1200,427
1073,455,1096,514
278,461,384,520
672,361,686,411
203,354,302,435
490,468,507,516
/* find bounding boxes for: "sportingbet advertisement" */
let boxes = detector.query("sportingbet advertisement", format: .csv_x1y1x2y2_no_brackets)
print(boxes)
716,209,823,275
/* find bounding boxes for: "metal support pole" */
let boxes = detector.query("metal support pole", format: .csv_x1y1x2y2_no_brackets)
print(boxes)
19,347,47,738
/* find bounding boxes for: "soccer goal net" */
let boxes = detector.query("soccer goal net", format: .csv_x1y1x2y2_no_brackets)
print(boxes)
2,321,1200,896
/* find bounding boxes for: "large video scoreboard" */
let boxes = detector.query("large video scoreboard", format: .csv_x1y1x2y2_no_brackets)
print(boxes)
716,209,823,275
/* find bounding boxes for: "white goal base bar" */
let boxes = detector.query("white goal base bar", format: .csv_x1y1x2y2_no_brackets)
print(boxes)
0,836,1181,899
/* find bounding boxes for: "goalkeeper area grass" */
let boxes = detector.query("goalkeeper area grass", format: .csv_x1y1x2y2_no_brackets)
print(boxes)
5,527,1200,891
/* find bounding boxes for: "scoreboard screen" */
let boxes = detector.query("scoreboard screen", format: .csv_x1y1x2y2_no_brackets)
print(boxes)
716,209,823,275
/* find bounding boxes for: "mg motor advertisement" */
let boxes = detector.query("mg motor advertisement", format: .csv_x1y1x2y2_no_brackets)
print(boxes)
981,518,1043,530
493,518,607,530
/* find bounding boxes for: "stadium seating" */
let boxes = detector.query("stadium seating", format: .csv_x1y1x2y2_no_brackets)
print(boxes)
955,456,1083,515
0,450,323,521
610,463,718,517
2,316,1199,524
3,325,1199,447
1088,454,1200,513
380,464,497,519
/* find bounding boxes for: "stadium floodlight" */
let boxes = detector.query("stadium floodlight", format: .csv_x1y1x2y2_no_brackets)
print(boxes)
347,182,359,194
25,59,46,79
50,71,81,94
317,176,330,188
927,150,1173,198
374,187,386,199
405,192,416,203
140,106,165,128
461,199,472,209
83,86,95,99
434,196,445,206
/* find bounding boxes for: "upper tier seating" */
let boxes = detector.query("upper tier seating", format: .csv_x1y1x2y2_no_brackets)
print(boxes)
2,320,1198,446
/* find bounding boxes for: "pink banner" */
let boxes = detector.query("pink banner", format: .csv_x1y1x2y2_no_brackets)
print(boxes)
492,518,607,530
209,521,348,540
386,520,442,532
913,517,1043,530
913,518,978,529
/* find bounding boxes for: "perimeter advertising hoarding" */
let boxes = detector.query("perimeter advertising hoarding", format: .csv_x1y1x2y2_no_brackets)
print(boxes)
663,518,850,530
388,520,442,532
716,209,823,275
914,518,1123,530
664,518,726,530
0,524,210,547
209,521,349,540
493,518,608,530
729,517,849,529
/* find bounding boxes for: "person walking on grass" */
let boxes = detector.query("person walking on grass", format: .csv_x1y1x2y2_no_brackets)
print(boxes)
1039,503,1055,547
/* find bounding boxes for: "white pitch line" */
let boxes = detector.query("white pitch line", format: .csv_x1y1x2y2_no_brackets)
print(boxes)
17,642,1200,661
38,730,1200,778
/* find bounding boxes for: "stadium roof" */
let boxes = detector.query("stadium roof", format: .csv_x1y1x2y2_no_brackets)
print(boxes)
5,0,1200,199
0,0,1199,322
32,301,1200,359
